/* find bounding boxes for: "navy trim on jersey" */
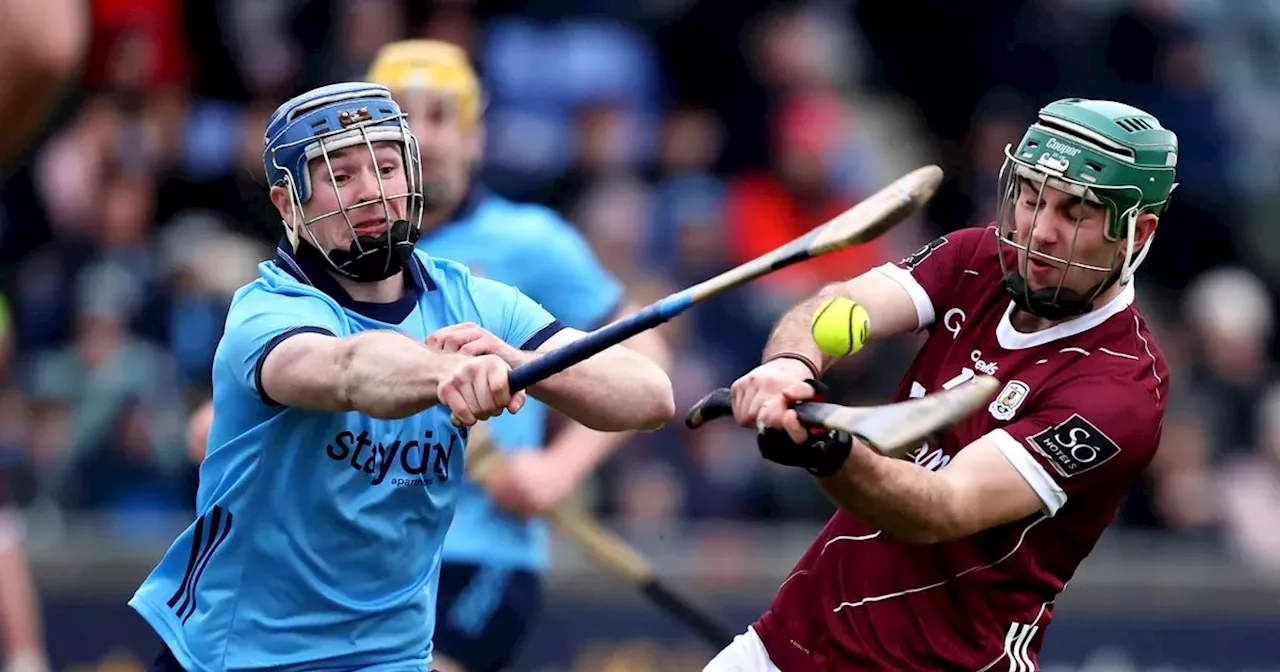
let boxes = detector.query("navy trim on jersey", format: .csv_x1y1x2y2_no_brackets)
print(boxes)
165,505,233,624
255,326,338,406
273,239,435,324
520,320,565,351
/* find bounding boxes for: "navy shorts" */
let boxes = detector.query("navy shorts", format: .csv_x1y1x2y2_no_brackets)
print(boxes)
433,561,543,672
146,646,184,672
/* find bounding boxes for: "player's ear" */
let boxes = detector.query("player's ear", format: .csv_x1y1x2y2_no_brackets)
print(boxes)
269,185,294,222
269,184,306,246
1117,212,1158,265
1133,212,1158,249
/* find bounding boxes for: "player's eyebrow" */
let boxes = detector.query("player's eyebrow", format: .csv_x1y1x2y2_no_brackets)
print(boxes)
368,144,403,165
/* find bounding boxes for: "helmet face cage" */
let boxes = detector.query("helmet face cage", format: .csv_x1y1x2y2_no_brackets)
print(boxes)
268,103,425,279
995,145,1147,314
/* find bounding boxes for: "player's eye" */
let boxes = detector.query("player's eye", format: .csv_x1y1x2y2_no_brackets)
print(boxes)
379,164,397,176
332,173,351,185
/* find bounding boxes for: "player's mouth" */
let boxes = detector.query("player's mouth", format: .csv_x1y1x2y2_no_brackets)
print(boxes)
352,219,389,237
1024,255,1064,283
1028,256,1057,272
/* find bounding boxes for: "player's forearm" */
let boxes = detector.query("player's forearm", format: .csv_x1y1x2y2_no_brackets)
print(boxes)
516,345,674,432
0,538,45,662
817,443,963,544
339,332,461,419
541,309,671,481
762,284,842,373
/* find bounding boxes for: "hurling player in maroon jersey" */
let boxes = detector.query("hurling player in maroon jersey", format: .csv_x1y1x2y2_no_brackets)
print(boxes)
700,98,1178,671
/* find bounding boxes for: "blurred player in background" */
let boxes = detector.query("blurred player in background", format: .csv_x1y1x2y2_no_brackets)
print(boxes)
0,0,86,170
707,98,1176,670
130,82,673,671
365,39,671,672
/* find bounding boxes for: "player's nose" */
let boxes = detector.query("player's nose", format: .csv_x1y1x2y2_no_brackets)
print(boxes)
1028,213,1062,249
348,168,386,207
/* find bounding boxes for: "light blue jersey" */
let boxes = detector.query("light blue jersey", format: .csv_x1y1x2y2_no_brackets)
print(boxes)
128,243,562,671
421,186,623,571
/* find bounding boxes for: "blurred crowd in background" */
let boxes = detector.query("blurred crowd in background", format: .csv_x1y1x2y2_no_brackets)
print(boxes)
2,0,1280,575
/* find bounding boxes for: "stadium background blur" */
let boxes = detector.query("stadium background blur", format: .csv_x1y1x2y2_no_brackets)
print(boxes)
1,0,1279,669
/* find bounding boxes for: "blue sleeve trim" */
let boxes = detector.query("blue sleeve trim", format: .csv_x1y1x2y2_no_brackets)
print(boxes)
254,326,337,406
520,320,565,352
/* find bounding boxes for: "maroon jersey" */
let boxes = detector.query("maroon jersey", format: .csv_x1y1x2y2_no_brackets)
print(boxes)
753,225,1169,671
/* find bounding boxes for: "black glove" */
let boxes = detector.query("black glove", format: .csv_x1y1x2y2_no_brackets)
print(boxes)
756,379,852,478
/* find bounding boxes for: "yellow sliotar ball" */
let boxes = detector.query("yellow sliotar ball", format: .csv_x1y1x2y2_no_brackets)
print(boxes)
810,297,871,357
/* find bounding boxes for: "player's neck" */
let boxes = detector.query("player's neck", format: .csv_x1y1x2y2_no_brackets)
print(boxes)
1009,281,1124,333
331,271,408,304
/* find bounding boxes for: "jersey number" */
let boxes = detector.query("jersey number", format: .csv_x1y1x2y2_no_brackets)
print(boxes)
903,368,973,470
910,366,976,399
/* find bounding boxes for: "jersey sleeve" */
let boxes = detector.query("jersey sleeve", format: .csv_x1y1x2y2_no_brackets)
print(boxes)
872,226,989,331
519,216,624,331
983,376,1162,517
216,289,345,406
468,275,563,351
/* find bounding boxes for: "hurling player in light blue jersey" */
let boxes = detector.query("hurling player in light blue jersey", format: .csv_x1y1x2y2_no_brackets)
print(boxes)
128,82,674,672
366,41,672,672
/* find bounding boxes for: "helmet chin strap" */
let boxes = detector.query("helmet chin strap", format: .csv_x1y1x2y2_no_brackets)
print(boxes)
299,219,420,282
1002,266,1121,322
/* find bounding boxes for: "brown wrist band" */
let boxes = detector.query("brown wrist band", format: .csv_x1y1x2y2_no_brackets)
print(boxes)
764,352,821,379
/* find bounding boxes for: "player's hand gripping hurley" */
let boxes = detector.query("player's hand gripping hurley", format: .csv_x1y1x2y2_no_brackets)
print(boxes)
497,165,944,396
686,376,1001,460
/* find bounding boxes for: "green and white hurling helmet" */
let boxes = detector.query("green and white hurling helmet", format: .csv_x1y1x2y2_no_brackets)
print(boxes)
995,98,1179,320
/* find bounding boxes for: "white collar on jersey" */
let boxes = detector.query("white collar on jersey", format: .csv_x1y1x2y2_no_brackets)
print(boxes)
996,281,1135,350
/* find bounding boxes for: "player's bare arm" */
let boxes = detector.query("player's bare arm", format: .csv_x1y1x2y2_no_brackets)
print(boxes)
260,330,521,422
0,511,47,672
816,435,1044,544
488,301,673,516
428,322,674,432
733,269,919,433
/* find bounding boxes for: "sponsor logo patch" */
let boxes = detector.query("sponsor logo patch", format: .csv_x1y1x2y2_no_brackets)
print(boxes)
1025,414,1120,477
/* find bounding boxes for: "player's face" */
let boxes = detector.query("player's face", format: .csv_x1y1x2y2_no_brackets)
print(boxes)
1010,180,1118,293
300,142,410,251
399,90,478,220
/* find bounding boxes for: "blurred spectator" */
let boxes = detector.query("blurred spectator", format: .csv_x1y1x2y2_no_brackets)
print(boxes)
1182,267,1274,457
57,397,184,521
725,92,887,308
1220,383,1280,573
24,261,187,479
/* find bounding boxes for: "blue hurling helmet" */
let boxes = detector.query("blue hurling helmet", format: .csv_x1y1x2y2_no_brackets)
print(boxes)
264,82,425,281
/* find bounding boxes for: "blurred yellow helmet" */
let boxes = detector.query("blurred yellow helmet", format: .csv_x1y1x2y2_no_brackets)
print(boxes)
366,40,483,127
